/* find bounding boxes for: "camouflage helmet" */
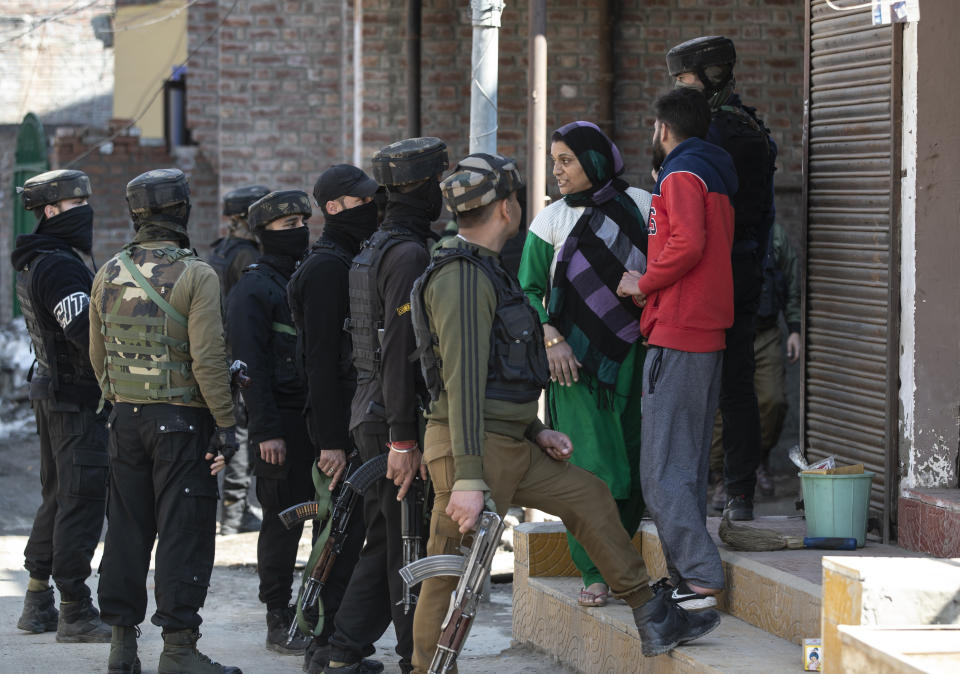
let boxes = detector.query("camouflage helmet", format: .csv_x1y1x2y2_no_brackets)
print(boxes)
18,169,92,211
247,190,312,230
372,137,448,187
223,184,270,217
126,168,190,216
441,153,524,215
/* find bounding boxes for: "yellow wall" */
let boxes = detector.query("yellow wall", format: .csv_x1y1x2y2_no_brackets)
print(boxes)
113,0,188,139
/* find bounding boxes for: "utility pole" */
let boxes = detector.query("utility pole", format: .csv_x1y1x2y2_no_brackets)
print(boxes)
469,0,504,154
526,0,547,222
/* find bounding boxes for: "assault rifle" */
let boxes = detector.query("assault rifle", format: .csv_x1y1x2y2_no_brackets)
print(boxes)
398,475,426,614
279,452,388,641
399,510,504,674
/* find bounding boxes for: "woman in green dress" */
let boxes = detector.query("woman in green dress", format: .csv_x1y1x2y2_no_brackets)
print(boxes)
518,121,650,606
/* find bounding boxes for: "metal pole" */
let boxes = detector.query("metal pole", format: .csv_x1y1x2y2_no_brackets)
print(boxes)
469,0,504,154
407,0,421,138
526,0,547,222
353,0,363,167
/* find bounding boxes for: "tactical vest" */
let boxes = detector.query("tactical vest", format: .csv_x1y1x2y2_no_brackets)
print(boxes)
713,105,776,249
411,246,550,405
288,239,354,385
346,228,422,384
242,261,302,396
16,249,96,399
99,244,201,403
209,236,259,301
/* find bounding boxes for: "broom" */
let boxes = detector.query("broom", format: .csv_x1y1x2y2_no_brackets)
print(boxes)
718,513,856,551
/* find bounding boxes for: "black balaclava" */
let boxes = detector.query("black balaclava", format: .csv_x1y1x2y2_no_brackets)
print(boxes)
323,201,379,255
260,226,309,274
37,203,94,254
384,178,443,238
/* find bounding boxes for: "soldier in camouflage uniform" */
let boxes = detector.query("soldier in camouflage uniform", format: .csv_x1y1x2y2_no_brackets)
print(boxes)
89,168,242,674
209,185,269,536
10,169,111,644
224,190,318,655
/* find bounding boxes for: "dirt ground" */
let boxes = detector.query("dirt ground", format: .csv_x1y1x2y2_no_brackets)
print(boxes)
0,418,574,674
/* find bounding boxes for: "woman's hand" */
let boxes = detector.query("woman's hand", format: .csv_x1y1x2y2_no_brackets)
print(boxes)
543,323,581,387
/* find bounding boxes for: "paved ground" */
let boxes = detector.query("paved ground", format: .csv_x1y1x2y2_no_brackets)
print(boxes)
0,416,574,674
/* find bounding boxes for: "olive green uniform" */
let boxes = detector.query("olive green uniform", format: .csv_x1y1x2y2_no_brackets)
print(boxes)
411,238,654,672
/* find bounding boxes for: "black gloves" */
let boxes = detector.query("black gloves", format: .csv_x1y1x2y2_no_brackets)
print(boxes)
209,425,239,463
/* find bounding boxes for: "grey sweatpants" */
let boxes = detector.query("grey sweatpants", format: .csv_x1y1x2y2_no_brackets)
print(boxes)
640,346,725,590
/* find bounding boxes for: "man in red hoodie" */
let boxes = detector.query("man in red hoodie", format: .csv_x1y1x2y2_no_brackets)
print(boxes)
618,87,737,610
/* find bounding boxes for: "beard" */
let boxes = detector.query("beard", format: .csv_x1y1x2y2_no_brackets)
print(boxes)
651,135,667,174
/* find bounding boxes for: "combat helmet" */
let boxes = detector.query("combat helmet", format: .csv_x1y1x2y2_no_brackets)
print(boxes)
126,168,191,234
223,184,270,217
666,36,737,109
441,153,523,216
372,137,448,188
247,190,312,231
18,169,92,212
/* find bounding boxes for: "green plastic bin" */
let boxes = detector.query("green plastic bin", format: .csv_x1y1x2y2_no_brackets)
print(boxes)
799,471,875,547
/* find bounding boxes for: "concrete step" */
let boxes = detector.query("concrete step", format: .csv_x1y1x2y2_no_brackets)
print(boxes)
821,556,960,673
513,574,800,673
838,625,960,673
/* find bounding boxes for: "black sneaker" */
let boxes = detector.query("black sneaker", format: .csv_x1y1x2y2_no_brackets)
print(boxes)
723,494,754,521
633,592,722,657
650,578,718,611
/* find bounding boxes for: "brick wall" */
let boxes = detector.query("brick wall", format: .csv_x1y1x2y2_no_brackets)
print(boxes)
0,0,114,127
186,0,804,235
50,121,222,265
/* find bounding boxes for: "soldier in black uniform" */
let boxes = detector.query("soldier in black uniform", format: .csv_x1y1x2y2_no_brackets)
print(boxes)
287,165,383,674
10,169,111,643
89,169,241,674
322,138,448,674
209,185,269,535
224,190,319,655
666,36,778,522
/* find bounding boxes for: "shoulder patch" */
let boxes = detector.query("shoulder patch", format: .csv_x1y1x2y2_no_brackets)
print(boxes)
396,302,411,317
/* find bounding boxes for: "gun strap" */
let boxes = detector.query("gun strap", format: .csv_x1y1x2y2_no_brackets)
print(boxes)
295,462,334,636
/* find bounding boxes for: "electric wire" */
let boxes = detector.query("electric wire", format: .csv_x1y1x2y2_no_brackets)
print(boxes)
0,0,110,46
63,0,240,168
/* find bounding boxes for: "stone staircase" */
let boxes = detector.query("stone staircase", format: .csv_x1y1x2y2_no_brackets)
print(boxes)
511,516,956,673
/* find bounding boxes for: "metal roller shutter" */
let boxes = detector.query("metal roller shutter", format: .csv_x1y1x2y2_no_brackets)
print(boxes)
801,0,901,541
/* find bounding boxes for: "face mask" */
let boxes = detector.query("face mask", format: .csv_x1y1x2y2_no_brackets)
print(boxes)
38,203,94,253
425,179,444,221
327,200,378,240
260,225,309,260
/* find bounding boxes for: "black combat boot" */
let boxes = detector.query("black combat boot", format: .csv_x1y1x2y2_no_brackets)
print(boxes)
321,661,385,674
632,591,721,657
56,597,111,643
265,606,311,655
108,625,142,674
158,628,243,674
17,587,58,633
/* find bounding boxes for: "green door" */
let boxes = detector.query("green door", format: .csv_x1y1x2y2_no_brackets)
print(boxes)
12,113,48,317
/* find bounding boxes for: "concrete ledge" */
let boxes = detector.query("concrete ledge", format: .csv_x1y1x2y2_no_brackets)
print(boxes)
838,625,960,674
899,488,960,557
513,574,799,673
821,556,960,674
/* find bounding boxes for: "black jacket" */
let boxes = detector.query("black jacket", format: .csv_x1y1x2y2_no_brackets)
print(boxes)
287,231,357,454
225,254,305,446
11,233,100,404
